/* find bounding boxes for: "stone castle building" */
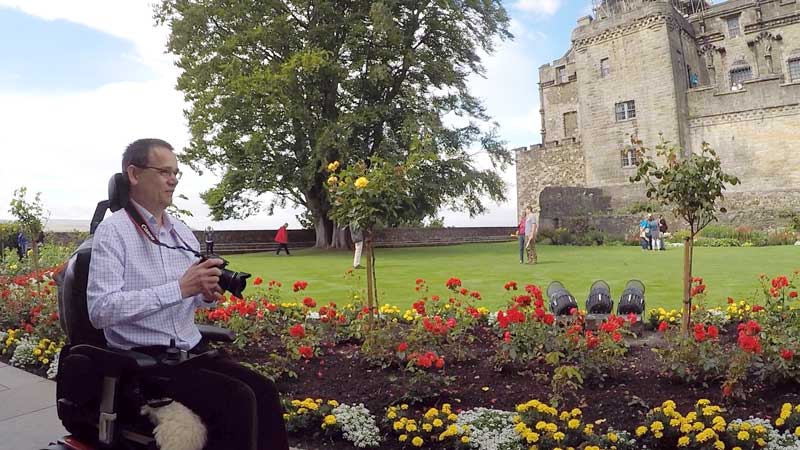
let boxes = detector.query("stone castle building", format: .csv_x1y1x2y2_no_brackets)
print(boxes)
515,0,800,231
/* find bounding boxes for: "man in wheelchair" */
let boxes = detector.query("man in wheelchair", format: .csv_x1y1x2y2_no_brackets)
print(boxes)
51,138,288,450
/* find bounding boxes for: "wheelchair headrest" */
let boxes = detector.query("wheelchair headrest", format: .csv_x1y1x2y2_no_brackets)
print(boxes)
108,173,129,212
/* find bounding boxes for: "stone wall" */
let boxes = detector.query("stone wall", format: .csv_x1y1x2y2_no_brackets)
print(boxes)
515,140,586,216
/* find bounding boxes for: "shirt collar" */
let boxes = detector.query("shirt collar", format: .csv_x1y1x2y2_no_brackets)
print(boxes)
129,199,175,233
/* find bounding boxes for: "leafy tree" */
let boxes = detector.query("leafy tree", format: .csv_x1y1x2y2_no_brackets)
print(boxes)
9,187,49,272
155,0,512,247
630,137,740,333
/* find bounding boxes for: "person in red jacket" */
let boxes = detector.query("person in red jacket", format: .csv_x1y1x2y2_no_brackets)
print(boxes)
275,223,290,255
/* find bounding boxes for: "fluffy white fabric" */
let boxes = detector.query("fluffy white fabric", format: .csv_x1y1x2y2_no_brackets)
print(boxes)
140,400,207,450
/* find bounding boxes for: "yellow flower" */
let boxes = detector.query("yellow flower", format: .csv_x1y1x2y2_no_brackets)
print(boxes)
354,176,369,188
794,426,800,437
41,358,49,365
398,434,407,442
607,432,618,442
327,161,340,172
327,175,338,186
737,430,750,441
636,426,647,437
553,431,565,441
323,415,336,426
756,438,766,446
422,423,433,432
406,423,417,432
776,418,785,427
678,436,690,447
387,411,397,419
411,436,423,447
432,419,443,427
461,436,470,444
568,419,580,429
714,440,725,450
33,348,42,356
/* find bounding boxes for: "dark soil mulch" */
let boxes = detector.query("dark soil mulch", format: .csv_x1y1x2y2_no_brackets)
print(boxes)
236,326,800,449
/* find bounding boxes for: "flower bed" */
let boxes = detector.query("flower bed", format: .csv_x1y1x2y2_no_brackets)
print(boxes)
2,268,799,449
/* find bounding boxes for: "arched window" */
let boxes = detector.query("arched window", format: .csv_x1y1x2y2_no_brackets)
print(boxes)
729,59,752,88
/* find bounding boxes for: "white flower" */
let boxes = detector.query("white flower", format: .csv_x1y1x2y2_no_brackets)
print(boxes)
10,336,39,367
456,408,518,450
331,403,381,448
47,351,60,380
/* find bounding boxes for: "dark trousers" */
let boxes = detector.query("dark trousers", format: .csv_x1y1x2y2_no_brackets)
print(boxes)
276,244,290,255
141,347,289,450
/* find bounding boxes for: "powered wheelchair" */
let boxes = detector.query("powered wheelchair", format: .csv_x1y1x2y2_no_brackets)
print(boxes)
42,174,236,450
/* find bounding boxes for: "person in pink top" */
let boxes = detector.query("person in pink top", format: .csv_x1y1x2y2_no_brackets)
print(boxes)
274,223,290,255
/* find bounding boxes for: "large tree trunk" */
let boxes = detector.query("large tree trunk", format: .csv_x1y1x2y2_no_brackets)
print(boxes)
313,214,333,248
331,225,350,249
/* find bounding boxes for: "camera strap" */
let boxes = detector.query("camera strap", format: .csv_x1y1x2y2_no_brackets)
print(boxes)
123,203,201,258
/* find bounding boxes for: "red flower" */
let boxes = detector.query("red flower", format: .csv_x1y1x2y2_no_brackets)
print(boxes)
289,323,305,338
397,342,408,353
707,325,719,339
727,297,735,304
253,277,263,286
459,288,469,296
722,384,733,397
781,349,794,360
790,291,798,298
298,346,313,359
292,280,308,292
302,297,316,308
658,321,669,332
627,312,638,325
612,332,622,343
445,277,462,290
469,291,481,299
435,357,445,369
504,281,518,291
752,305,764,312
543,314,555,325
586,331,599,349
503,331,511,342
415,278,424,285
431,295,440,302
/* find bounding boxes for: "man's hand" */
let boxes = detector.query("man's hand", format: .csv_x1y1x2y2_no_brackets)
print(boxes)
180,258,223,300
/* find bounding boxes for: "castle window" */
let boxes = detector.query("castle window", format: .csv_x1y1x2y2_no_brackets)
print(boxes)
726,15,740,38
600,58,610,78
621,147,640,168
557,66,568,83
789,58,800,82
563,111,578,137
615,100,636,121
729,65,752,88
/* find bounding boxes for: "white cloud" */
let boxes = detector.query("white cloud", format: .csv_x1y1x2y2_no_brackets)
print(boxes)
0,1,534,230
515,0,564,16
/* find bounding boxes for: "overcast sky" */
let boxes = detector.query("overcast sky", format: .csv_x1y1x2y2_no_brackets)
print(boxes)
0,0,591,230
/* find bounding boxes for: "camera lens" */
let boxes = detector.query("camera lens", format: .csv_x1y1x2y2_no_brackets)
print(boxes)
219,268,251,298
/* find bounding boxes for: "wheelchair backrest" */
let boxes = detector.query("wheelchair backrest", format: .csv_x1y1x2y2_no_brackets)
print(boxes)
57,237,107,346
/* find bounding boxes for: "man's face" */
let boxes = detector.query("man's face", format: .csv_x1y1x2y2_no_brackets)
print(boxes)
130,146,179,211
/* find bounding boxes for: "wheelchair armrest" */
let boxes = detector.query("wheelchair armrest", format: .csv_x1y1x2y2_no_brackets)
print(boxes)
71,344,158,374
197,324,236,343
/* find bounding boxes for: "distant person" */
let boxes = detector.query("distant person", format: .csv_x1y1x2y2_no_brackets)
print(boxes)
16,231,27,260
351,223,364,269
204,226,215,254
36,230,45,245
525,206,538,264
648,214,660,252
275,223,290,255
639,216,650,251
658,215,668,250
517,209,527,264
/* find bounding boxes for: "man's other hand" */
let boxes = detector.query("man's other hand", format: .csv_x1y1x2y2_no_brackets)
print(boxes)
180,258,223,300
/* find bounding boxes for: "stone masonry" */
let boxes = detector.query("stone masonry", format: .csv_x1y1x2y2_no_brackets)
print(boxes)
515,0,800,229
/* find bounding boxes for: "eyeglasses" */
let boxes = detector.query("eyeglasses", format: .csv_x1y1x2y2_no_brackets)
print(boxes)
134,165,182,180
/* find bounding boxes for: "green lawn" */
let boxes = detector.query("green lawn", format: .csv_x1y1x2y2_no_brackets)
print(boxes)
225,243,799,313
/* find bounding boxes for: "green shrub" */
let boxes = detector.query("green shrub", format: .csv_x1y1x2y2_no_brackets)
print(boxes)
693,237,740,247
699,225,737,239
550,228,574,245
767,229,796,246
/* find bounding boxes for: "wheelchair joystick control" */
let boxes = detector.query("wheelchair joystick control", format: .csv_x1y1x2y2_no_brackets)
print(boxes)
165,338,181,364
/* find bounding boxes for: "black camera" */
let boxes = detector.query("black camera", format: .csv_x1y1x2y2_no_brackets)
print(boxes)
201,254,251,299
